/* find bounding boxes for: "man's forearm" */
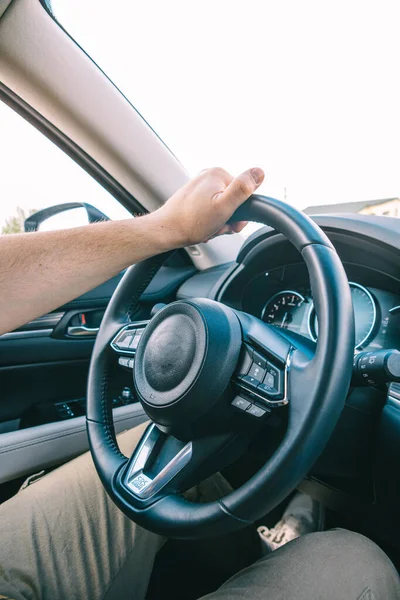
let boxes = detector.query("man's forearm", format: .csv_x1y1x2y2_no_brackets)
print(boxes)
0,167,264,335
0,212,178,335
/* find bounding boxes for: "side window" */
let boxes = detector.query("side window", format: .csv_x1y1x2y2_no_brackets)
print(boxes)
0,101,132,235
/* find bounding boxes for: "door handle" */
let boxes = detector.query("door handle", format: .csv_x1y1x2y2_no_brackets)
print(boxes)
67,325,99,337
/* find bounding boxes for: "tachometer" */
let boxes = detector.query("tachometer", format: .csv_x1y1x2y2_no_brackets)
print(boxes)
308,282,377,349
261,291,305,329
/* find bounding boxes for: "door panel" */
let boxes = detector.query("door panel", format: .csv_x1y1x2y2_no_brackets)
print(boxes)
0,403,148,484
0,262,196,442
0,358,90,424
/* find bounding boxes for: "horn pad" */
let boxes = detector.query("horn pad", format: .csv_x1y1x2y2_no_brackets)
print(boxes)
134,299,242,437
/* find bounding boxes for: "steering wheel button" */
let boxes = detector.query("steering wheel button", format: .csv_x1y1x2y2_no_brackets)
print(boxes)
117,332,135,349
129,334,142,350
267,363,281,378
252,352,267,369
118,357,131,368
263,364,284,391
258,383,283,398
246,404,268,418
239,374,259,389
248,362,266,382
231,396,251,411
264,372,275,388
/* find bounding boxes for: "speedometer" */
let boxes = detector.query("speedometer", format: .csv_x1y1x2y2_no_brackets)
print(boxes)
308,282,377,349
261,291,305,329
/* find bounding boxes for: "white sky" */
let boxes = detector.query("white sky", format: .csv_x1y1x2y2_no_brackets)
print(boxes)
1,0,400,229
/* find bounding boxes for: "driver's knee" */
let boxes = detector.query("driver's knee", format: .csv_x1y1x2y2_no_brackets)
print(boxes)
205,529,400,599
269,529,400,598
280,528,395,572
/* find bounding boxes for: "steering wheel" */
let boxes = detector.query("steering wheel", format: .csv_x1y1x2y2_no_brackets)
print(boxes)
86,195,354,539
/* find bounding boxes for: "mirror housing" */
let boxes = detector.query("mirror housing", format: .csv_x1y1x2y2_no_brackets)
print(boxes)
24,202,109,232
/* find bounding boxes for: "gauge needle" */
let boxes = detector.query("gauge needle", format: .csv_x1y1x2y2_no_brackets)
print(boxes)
281,312,289,328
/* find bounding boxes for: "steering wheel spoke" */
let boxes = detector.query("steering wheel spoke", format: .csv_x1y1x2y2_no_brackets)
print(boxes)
120,424,192,504
118,423,250,509
231,310,292,410
110,320,149,369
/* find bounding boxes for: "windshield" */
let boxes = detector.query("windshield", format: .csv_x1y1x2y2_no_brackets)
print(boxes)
51,0,400,217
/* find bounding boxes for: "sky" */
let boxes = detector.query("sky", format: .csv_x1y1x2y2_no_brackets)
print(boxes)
1,0,400,231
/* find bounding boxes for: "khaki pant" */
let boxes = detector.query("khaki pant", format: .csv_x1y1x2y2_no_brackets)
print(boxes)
0,423,399,600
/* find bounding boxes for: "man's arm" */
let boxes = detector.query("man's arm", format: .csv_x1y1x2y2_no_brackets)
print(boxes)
0,167,264,335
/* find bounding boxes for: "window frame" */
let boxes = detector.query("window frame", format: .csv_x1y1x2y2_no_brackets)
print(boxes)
0,82,145,218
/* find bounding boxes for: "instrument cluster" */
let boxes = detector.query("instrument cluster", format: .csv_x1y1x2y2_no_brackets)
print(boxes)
242,271,400,352
262,283,377,349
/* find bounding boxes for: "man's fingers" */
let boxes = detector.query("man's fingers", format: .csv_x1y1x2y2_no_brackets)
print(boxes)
207,221,248,241
230,220,248,233
218,168,264,209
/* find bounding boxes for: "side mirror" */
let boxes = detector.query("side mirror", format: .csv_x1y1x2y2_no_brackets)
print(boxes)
24,202,110,232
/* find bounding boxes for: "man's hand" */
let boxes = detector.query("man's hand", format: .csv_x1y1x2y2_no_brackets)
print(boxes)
153,167,265,248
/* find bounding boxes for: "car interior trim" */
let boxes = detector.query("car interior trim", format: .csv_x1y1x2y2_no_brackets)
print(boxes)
0,403,148,484
0,82,144,216
0,329,53,340
124,424,193,500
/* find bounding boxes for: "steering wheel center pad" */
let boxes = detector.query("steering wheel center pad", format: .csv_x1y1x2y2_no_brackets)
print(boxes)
135,299,242,437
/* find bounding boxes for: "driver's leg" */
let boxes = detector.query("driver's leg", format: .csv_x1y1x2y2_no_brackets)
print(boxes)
0,422,163,600
2,424,398,600
0,421,234,600
201,528,400,599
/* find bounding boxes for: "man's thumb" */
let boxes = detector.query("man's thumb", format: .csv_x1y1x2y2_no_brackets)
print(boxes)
220,168,265,209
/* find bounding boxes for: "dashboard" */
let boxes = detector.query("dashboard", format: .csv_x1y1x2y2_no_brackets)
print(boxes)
241,271,400,352
177,213,400,355
205,214,400,355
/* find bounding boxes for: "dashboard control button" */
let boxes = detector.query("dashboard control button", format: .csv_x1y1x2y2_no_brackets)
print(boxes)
257,362,284,399
267,363,280,380
252,351,268,370
248,362,266,382
118,356,134,369
267,363,283,389
246,404,268,417
231,396,251,411
237,345,253,376
118,357,131,368
121,387,134,404
129,334,142,350
258,383,283,398
239,374,260,389
264,371,275,388
115,331,135,349
352,349,400,386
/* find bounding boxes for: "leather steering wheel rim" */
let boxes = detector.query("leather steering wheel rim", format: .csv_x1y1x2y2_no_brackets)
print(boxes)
86,195,354,539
